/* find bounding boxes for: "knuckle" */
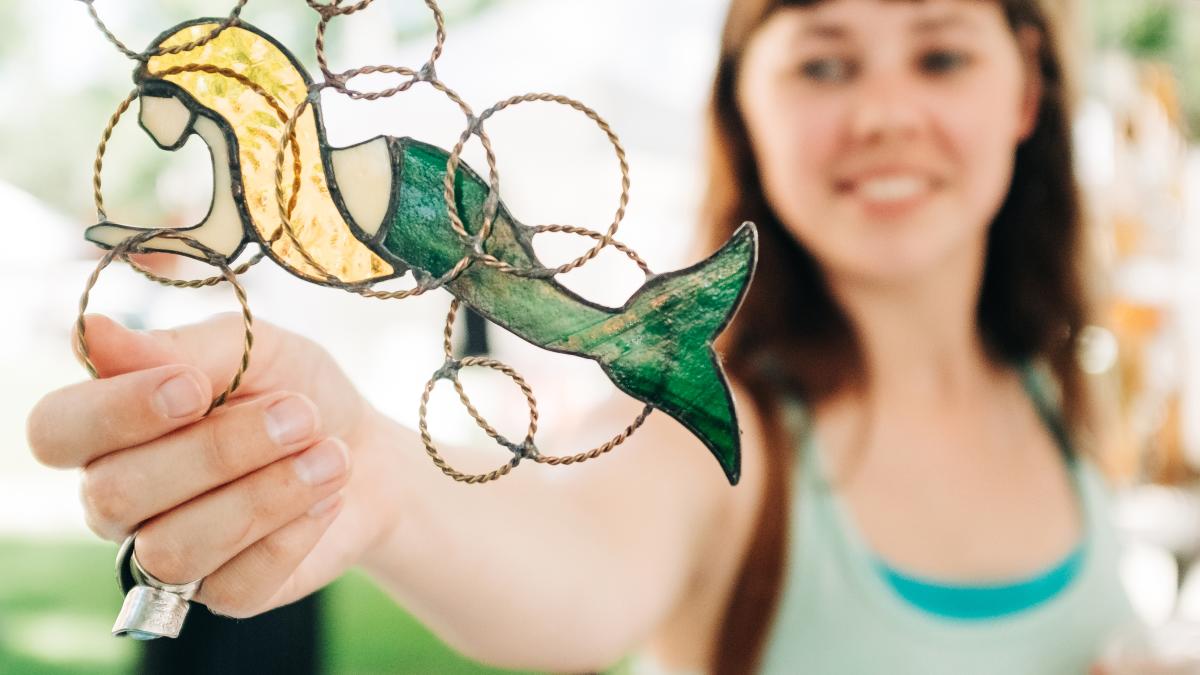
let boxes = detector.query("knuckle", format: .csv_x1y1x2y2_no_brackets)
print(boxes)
245,319,303,383
201,417,245,478
150,324,182,340
25,402,52,464
79,466,132,538
135,528,194,585
221,513,258,554
210,311,244,330
81,504,122,542
246,476,283,523
201,312,249,349
200,578,260,619
147,326,184,352
256,531,294,570
26,396,70,467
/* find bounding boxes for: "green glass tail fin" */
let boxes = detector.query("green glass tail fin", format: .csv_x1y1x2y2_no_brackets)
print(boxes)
596,222,758,485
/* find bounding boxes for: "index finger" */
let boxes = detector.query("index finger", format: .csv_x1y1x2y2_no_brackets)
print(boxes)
77,312,283,401
27,363,212,468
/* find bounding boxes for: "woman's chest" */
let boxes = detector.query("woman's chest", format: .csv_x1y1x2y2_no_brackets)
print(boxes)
838,432,1084,581
755,452,1137,675
814,386,1084,582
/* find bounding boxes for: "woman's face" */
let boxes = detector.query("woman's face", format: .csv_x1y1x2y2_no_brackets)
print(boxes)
736,0,1042,285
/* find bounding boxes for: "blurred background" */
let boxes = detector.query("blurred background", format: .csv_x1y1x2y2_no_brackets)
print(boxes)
2,0,1200,672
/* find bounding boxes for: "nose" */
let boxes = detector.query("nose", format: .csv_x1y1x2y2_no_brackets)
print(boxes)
846,68,925,146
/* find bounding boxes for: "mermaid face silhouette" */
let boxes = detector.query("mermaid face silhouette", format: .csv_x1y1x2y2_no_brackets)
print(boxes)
83,19,759,485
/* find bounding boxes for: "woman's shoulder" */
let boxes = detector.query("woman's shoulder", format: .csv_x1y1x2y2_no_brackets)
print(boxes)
707,375,778,560
570,376,772,532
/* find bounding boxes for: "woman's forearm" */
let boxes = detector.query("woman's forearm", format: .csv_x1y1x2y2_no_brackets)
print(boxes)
353,402,719,672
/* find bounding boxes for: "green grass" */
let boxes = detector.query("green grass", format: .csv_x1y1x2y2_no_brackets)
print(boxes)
0,537,561,674
0,538,135,674
321,568,541,675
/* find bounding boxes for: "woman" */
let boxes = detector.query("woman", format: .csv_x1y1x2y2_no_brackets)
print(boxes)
26,0,1137,673
697,0,1139,673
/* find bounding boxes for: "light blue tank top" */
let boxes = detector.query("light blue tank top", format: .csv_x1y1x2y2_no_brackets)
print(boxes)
757,370,1139,675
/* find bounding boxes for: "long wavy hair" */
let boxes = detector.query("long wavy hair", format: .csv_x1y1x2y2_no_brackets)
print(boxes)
704,1,1092,672
144,21,394,283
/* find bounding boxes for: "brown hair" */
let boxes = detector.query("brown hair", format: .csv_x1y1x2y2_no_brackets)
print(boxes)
703,1,1091,672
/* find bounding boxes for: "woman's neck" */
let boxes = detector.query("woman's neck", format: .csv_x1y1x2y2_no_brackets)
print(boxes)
810,236,1042,512
826,236,1000,410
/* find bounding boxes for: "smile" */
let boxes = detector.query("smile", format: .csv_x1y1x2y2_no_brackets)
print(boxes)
858,175,929,202
835,171,941,216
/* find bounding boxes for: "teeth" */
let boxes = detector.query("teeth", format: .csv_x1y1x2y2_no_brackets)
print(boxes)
857,175,927,202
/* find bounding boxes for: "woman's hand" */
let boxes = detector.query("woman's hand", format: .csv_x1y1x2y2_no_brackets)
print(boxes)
25,312,388,618
23,311,744,670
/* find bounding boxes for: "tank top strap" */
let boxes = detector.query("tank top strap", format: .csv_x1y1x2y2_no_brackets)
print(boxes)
776,390,810,444
775,390,833,493
776,389,808,444
1016,358,1077,461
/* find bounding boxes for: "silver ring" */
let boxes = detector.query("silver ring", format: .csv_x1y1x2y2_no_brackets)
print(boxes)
131,547,204,601
112,529,204,640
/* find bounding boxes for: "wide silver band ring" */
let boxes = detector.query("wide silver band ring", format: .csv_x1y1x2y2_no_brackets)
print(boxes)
112,530,204,639
131,547,204,600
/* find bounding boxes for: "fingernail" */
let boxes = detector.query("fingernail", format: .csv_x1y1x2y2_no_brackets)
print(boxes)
153,373,206,418
293,438,348,485
266,396,317,445
307,492,343,517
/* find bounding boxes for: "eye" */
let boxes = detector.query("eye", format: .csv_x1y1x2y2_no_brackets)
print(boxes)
799,56,856,83
919,49,971,74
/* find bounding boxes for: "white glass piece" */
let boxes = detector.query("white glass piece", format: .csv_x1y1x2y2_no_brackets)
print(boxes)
86,116,244,260
331,137,393,238
140,94,192,149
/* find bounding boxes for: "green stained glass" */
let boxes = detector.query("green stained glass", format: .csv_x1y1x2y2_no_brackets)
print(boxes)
82,19,759,485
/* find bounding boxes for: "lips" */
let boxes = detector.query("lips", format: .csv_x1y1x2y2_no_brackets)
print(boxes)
856,175,929,201
834,169,942,215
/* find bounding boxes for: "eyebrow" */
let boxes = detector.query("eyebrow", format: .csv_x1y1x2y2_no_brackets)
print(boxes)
792,9,982,42
796,22,849,41
911,12,982,34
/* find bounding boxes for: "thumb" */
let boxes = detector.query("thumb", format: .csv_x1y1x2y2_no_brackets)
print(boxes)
75,313,186,378
75,311,289,401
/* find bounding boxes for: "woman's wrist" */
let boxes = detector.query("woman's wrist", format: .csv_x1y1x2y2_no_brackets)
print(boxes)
345,403,426,580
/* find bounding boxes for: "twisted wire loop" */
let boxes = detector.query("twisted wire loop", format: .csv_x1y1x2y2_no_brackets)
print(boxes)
273,74,499,300
434,300,655,476
309,0,447,98
535,404,654,466
92,89,267,287
93,89,139,222
81,0,661,483
439,301,535,446
530,224,653,278
442,93,632,279
90,65,309,288
153,63,311,276
78,0,249,62
417,354,539,485
74,228,254,417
